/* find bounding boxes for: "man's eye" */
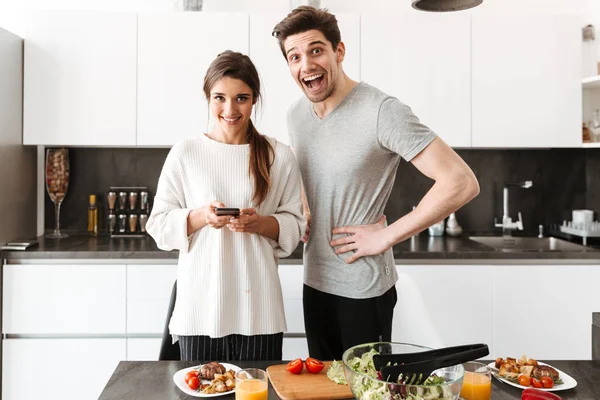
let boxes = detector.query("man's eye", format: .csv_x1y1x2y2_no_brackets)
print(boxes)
312,48,321,54
290,55,299,62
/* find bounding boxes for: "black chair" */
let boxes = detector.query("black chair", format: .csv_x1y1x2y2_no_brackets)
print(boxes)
158,280,181,360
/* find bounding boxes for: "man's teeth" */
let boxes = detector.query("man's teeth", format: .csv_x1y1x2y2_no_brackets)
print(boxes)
303,74,323,82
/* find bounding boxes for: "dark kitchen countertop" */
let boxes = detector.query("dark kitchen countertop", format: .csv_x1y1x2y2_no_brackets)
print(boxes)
98,360,600,400
2,234,600,263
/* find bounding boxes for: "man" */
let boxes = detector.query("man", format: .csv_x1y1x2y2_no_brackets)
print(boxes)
272,6,479,360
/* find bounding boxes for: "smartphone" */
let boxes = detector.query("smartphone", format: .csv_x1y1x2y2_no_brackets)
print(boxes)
214,207,240,217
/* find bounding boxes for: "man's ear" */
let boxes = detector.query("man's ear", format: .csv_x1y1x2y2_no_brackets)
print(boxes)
335,41,346,63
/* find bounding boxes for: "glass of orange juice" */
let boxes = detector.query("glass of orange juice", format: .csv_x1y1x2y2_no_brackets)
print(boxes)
235,368,268,400
460,361,492,400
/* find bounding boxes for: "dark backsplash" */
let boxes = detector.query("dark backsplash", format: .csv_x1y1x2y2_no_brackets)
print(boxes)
46,147,599,236
44,148,170,232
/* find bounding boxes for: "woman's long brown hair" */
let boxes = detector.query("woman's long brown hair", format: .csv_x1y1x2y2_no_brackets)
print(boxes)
203,50,273,206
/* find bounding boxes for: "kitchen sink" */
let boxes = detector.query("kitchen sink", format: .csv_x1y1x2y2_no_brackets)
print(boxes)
468,236,591,252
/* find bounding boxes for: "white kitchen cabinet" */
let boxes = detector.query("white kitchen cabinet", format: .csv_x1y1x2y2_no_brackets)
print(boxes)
127,264,177,334
283,337,309,360
23,12,137,146
127,338,162,361
278,264,306,333
472,15,581,148
493,265,600,360
361,14,471,148
2,264,126,334
249,13,360,145
137,13,249,146
394,265,494,354
2,338,126,400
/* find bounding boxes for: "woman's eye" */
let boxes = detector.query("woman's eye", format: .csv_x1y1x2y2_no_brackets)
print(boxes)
214,96,224,101
237,97,248,102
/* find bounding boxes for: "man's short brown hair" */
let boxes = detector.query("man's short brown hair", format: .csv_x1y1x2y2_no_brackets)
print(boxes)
272,6,341,60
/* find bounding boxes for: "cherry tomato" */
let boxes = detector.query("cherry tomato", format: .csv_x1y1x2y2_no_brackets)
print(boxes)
518,375,531,387
305,357,325,374
287,358,304,374
185,370,199,384
187,376,200,390
540,376,554,388
531,378,542,388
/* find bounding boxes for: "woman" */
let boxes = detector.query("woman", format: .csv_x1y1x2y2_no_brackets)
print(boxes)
146,50,305,361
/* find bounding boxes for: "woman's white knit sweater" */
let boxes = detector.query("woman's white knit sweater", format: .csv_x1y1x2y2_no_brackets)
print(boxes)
147,134,305,338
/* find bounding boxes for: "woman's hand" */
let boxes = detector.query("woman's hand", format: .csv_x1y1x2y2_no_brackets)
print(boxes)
226,208,262,234
226,208,280,241
203,201,234,229
301,212,312,243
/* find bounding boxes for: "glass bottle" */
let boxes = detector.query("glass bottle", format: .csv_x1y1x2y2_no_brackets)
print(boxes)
88,194,99,236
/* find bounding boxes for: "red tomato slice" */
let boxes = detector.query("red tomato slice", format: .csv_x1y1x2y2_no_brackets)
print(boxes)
305,357,325,374
287,358,304,374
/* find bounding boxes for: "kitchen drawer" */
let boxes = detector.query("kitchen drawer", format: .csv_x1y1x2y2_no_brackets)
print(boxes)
2,264,126,334
126,264,177,334
2,338,126,400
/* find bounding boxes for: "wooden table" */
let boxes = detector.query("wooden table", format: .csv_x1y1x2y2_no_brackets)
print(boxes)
98,360,600,400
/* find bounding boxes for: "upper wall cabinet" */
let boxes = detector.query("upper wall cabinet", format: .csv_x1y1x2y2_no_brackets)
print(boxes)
137,13,249,146
23,12,137,146
472,15,581,148
361,14,471,148
249,13,360,145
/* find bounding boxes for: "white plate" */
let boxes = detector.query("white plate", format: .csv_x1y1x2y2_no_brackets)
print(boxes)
487,362,577,392
173,363,242,398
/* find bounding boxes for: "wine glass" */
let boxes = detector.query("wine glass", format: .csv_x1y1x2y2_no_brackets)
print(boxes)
45,148,70,238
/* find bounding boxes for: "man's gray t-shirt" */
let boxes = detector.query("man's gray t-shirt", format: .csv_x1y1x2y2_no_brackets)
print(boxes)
288,82,437,299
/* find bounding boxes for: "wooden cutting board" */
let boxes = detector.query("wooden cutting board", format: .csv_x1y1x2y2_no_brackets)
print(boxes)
266,362,353,400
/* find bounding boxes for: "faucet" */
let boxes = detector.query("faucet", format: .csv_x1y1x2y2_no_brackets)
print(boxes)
494,181,533,236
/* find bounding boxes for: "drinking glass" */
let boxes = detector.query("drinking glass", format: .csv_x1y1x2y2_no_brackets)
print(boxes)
235,368,268,400
45,148,70,239
460,361,492,400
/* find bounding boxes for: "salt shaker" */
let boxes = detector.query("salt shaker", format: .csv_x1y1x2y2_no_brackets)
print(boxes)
108,213,117,233
139,214,148,233
118,214,127,233
118,192,127,210
445,213,463,237
140,191,149,212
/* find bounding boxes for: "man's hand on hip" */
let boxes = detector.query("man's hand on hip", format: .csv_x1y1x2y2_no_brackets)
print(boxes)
330,216,391,264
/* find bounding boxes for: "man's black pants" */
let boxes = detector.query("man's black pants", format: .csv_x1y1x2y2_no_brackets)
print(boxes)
303,284,397,360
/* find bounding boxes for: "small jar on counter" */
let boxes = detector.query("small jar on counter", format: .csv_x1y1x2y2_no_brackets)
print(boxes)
87,194,99,236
